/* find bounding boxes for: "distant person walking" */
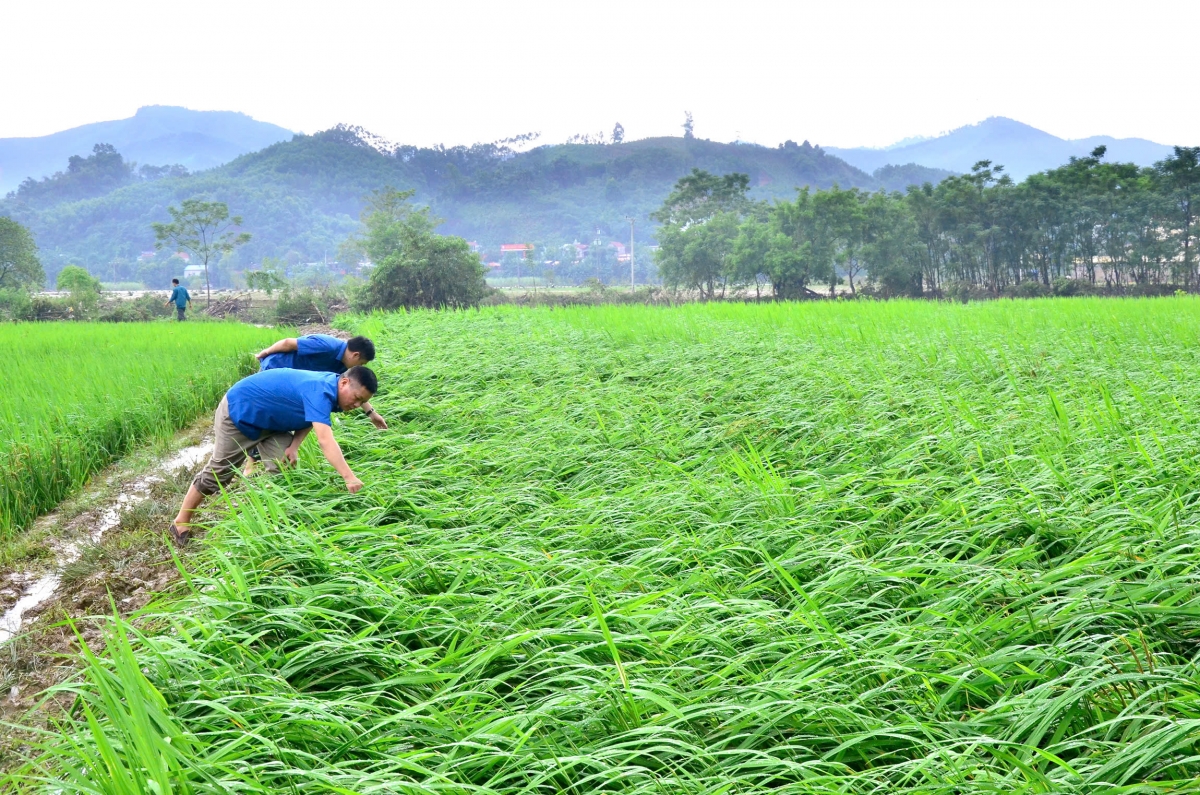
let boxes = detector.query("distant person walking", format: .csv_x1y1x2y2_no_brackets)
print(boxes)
256,334,387,428
169,365,378,547
166,278,191,321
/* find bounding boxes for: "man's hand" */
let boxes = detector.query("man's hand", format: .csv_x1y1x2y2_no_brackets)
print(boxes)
283,427,311,467
362,402,388,430
312,422,362,492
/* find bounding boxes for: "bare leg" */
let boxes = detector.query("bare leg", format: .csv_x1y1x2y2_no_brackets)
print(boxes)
173,485,206,528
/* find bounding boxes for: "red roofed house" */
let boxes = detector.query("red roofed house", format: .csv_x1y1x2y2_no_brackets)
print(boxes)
500,244,533,258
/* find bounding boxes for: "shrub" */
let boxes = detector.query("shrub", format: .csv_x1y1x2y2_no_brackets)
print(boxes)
0,288,34,321
95,294,174,322
352,188,488,311
56,265,101,293
274,285,347,325
942,280,989,303
358,235,488,311
1051,278,1098,297
1003,280,1052,299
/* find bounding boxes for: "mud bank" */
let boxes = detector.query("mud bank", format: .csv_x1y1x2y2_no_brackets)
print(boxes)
0,440,212,644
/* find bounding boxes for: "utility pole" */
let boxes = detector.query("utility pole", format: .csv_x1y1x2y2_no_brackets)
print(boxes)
625,216,636,291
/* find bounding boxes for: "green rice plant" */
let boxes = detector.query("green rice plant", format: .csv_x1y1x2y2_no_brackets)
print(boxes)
0,322,282,537
19,298,1200,792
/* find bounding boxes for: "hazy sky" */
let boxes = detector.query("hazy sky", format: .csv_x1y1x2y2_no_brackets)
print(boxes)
3,0,1195,149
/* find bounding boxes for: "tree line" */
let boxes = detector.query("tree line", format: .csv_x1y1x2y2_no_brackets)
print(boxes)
653,146,1200,299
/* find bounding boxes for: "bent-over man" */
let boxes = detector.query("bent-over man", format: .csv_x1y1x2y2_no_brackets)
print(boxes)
256,334,386,429
169,365,378,547
166,278,191,321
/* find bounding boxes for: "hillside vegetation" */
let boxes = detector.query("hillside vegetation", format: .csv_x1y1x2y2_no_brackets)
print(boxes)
0,127,951,279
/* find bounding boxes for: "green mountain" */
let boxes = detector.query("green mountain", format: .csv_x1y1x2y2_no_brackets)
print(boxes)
0,125,953,280
826,117,1177,180
0,106,293,195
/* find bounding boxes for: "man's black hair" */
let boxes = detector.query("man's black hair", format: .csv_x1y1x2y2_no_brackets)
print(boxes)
345,365,378,394
346,336,376,361
171,278,180,285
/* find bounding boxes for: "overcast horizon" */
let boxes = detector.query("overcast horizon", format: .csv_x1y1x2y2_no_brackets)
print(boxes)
4,0,1196,150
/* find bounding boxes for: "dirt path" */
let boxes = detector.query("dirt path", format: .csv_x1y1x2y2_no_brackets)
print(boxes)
0,419,216,767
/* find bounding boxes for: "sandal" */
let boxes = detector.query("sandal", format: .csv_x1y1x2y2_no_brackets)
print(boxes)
168,523,192,548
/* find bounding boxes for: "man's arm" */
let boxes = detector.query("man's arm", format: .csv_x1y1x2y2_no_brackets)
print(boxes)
256,338,299,360
360,401,388,430
311,422,363,493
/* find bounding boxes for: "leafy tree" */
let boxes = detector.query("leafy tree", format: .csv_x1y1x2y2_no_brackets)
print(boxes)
682,112,695,140
56,264,101,293
812,186,864,295
654,170,751,297
656,212,740,298
0,217,44,290
244,260,289,295
152,199,251,306
1156,146,1200,286
860,190,922,296
651,169,750,227
354,188,487,310
611,123,625,144
730,216,809,299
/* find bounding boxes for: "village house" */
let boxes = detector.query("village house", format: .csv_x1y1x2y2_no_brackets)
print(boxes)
500,244,533,258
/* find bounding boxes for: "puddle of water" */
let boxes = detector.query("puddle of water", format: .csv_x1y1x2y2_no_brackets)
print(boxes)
0,439,213,644
0,574,60,643
162,442,213,474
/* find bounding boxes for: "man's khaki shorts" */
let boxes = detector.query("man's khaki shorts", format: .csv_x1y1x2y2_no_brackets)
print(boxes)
192,396,295,496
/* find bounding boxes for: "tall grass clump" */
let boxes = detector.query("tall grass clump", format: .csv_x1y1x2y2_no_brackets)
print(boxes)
0,322,282,537
20,298,1200,792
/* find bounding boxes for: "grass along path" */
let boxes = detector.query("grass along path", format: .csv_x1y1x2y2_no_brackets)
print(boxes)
16,298,1200,793
0,322,283,538
0,416,218,771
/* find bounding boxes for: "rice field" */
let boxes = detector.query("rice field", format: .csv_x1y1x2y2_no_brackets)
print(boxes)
0,322,282,538
19,299,1200,793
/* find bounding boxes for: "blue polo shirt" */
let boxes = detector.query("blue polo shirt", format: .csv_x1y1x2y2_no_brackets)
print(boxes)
168,286,190,308
226,369,341,440
261,334,349,374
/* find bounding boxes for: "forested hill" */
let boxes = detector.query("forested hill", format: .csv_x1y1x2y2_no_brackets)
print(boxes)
0,126,953,274
827,117,1175,181
0,105,292,194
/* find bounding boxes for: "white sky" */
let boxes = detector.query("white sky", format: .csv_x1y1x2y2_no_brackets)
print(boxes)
2,0,1195,149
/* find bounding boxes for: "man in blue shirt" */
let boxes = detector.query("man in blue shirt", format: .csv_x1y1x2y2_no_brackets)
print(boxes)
256,334,387,429
168,365,378,547
165,278,191,321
